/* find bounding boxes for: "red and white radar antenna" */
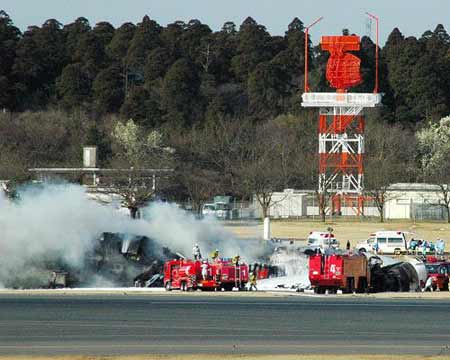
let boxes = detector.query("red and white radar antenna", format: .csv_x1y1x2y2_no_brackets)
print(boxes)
302,16,382,216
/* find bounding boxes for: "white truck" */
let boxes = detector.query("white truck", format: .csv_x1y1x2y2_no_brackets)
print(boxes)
356,231,409,255
202,202,232,219
202,196,233,219
306,231,340,253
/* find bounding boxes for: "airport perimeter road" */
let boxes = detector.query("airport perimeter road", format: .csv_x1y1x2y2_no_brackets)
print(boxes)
0,293,450,356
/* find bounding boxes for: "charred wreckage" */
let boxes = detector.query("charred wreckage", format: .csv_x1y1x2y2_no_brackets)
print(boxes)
8,233,177,289
6,233,438,294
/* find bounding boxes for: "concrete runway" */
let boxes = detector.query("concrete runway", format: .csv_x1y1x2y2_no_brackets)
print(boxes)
0,293,450,356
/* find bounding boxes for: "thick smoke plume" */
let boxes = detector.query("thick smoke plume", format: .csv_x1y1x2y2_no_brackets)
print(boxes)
142,202,267,261
0,183,263,288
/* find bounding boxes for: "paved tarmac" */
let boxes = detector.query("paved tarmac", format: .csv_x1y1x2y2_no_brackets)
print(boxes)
0,293,450,355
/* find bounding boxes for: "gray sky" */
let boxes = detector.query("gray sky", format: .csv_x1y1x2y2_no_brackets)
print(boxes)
2,0,449,44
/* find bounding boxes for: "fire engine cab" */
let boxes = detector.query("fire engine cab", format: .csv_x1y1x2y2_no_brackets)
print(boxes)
309,253,370,294
164,258,249,291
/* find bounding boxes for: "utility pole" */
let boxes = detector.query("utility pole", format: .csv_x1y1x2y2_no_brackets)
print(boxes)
304,17,323,93
366,12,380,94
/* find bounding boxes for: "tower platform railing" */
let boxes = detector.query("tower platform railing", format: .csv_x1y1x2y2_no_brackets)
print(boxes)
302,92,382,108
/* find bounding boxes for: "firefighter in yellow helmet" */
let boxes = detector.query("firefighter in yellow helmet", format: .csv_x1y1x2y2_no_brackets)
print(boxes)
211,249,219,261
249,272,257,291
232,254,240,266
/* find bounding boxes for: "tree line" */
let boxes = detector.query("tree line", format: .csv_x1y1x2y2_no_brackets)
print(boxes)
0,11,450,221
1,12,449,124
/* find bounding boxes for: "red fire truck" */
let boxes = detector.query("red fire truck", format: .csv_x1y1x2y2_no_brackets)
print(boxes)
309,254,370,294
425,262,450,291
164,258,249,291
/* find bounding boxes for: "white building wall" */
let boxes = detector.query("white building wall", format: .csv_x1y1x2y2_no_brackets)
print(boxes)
384,185,443,219
254,189,308,218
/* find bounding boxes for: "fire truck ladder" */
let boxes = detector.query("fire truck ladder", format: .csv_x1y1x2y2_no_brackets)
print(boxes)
235,265,242,289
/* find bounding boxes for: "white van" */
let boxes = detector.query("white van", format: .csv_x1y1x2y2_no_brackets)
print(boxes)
306,231,340,253
356,231,408,255
202,204,216,217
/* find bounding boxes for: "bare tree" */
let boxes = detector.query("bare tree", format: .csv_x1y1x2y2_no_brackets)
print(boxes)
429,184,450,222
364,120,415,222
169,126,223,214
233,119,297,218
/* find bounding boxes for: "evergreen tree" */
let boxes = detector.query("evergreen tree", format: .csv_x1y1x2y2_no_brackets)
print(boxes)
63,17,91,56
125,16,162,76
106,22,136,65
383,30,422,122
56,63,91,110
160,21,185,59
93,21,115,49
92,64,124,113
144,47,174,84
120,86,162,128
207,22,237,84
73,31,107,76
179,19,212,63
271,18,306,110
231,17,271,82
13,19,67,109
247,61,289,119
0,11,21,110
161,59,201,127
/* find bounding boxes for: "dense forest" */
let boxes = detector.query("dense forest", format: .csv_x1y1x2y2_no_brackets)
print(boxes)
0,11,450,217
1,12,449,123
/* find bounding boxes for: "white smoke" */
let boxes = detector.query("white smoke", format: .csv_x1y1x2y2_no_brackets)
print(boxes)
141,202,264,261
0,183,148,288
0,183,264,288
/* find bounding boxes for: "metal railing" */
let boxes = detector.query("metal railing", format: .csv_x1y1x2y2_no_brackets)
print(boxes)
302,92,382,108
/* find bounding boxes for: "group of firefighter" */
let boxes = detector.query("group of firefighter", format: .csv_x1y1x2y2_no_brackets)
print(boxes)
192,243,257,290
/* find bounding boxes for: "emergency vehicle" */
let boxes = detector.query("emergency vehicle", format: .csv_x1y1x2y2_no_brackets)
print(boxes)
425,262,450,291
356,231,408,255
306,231,340,253
309,254,370,294
309,253,426,293
163,258,249,291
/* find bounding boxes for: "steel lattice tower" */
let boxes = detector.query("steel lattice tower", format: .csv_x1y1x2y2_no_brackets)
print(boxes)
302,33,381,215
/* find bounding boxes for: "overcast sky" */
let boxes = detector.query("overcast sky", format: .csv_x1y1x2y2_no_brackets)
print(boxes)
2,0,449,44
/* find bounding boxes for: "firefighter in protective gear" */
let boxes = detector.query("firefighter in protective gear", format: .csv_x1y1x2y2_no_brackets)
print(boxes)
423,276,434,292
193,243,202,260
211,249,219,260
232,255,240,266
249,272,257,291
200,261,209,280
